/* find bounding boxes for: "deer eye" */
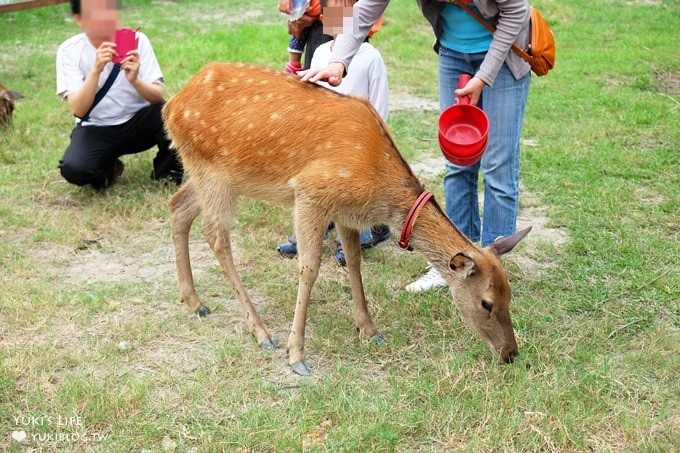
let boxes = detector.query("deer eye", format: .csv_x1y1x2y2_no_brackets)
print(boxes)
481,300,493,312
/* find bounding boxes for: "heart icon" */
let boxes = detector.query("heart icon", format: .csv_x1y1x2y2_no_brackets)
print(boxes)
11,430,27,442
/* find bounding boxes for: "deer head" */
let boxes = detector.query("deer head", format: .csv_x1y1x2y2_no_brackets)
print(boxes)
445,227,532,363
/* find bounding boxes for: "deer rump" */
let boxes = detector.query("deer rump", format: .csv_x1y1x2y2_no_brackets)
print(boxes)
163,62,528,376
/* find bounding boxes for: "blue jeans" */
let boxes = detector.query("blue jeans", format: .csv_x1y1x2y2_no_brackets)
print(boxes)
359,229,373,245
438,46,530,246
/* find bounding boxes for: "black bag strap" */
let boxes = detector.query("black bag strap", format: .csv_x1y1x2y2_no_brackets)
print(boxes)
77,63,121,124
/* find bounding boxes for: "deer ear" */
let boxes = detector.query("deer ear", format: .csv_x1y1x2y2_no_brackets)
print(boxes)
3,91,22,101
490,226,532,256
450,253,477,278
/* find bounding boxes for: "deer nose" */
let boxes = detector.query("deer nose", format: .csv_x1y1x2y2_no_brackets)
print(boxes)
501,347,518,364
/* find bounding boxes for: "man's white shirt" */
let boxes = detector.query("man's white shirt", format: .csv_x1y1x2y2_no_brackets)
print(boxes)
56,32,163,126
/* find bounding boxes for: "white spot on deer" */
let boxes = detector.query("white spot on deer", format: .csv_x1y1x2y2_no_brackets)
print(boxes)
183,110,192,119
217,85,225,92
270,112,281,121
338,168,352,178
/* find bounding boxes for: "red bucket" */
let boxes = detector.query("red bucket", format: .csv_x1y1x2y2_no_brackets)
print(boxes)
438,74,489,166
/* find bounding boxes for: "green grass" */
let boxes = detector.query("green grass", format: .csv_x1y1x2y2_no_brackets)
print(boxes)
1,0,679,451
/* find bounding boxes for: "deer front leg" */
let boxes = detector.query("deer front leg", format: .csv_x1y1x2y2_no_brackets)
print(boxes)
287,212,327,376
336,224,382,343
168,182,210,317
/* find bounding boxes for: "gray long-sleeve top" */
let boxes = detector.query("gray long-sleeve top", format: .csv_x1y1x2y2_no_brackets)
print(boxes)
330,0,532,86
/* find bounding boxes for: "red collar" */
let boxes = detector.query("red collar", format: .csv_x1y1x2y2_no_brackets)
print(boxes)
398,191,434,251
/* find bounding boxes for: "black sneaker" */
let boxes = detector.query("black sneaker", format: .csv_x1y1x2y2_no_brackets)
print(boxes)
276,236,298,257
334,240,347,267
94,159,124,190
111,158,124,184
368,225,391,247
151,169,183,186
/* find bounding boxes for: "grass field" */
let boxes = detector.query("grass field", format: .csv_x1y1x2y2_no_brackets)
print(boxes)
1,0,678,451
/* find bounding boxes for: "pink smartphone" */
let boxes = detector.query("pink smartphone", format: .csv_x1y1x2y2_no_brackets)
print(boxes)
113,28,138,64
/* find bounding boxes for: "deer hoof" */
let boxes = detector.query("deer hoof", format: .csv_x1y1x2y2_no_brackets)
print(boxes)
261,338,278,351
371,333,385,344
291,361,313,376
195,305,211,317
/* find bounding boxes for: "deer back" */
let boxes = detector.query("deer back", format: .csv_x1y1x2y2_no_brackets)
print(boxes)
163,62,421,215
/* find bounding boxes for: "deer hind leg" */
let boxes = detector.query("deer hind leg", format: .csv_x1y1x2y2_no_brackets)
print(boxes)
201,183,276,350
168,181,211,317
335,224,382,343
286,204,329,376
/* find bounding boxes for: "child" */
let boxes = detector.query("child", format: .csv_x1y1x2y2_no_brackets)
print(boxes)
277,0,390,265
281,0,384,74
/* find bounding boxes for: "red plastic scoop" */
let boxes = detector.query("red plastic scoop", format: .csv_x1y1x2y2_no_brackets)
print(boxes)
438,73,489,166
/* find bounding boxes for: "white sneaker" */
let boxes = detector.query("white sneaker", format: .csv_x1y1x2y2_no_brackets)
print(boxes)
405,267,447,293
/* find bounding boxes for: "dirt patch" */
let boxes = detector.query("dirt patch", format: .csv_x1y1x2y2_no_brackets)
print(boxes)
390,91,438,112
25,235,217,286
409,154,445,181
655,68,680,97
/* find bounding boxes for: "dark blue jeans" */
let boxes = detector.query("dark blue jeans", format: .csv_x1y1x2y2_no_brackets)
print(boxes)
439,46,531,246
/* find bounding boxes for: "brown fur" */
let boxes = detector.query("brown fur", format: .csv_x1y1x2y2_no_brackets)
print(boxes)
0,84,23,129
163,62,530,373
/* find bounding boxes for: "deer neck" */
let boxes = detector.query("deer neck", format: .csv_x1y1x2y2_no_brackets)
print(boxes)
404,199,476,269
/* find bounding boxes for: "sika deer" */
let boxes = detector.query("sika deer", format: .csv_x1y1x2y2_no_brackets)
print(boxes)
163,62,531,375
0,84,23,129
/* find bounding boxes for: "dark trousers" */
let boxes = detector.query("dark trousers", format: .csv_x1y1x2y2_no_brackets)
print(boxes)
59,102,182,189
302,20,333,70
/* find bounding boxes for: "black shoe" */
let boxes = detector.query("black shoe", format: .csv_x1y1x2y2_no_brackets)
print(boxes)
367,225,391,247
276,236,298,257
151,168,183,186
112,158,124,184
334,240,346,266
93,159,124,190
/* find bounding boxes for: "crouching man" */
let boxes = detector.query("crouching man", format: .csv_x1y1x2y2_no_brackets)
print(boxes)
56,0,182,190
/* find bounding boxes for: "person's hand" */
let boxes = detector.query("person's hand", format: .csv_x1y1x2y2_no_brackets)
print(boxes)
288,14,316,38
298,62,345,86
120,49,140,83
93,42,116,74
279,0,292,14
454,76,486,105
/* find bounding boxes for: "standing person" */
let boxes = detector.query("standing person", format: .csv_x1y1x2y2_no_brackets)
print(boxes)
276,0,391,266
301,0,532,291
56,0,182,190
